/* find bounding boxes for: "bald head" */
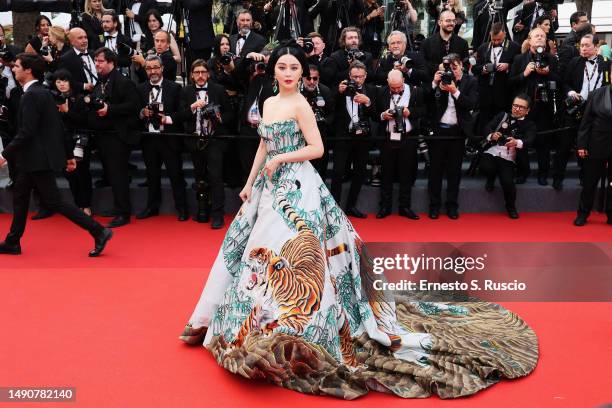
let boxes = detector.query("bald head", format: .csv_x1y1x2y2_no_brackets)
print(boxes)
439,10,457,35
69,27,88,52
387,69,404,86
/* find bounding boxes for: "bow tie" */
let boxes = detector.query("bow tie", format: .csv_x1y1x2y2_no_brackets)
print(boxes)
78,52,89,57
151,84,160,90
196,86,207,91
105,35,116,40
391,91,403,96
586,58,597,64
238,34,247,41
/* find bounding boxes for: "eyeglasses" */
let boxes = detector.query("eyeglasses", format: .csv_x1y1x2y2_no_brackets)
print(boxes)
512,104,529,110
192,70,208,75
305,76,319,80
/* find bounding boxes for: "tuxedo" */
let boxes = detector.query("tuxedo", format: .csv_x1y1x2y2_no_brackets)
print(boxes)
427,74,478,212
320,49,374,87
137,79,187,214
102,31,133,68
57,48,98,93
374,84,427,210
87,69,140,217
229,31,266,57
562,55,611,98
177,81,233,219
420,32,469,77
1,81,103,246
330,83,376,209
135,49,178,82
576,85,612,217
474,39,521,132
374,52,429,86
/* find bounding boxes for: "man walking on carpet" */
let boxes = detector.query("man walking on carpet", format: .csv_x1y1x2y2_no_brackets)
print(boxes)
0,53,113,257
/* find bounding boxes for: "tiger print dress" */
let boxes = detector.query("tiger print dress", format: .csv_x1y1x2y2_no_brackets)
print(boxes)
181,119,538,399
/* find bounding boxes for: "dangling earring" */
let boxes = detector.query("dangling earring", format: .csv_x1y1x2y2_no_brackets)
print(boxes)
297,78,302,90
273,78,278,93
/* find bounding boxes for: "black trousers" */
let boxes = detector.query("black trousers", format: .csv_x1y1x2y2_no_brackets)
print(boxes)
380,138,417,209
577,153,612,217
65,145,93,208
331,137,369,208
142,137,187,212
552,115,580,182
5,170,103,245
523,102,554,179
480,153,517,210
96,133,132,216
428,128,464,211
190,139,228,217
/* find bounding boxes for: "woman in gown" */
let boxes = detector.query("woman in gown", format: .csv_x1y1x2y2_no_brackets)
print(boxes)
180,45,539,399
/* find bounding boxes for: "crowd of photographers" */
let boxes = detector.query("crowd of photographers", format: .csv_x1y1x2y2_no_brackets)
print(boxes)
0,0,610,228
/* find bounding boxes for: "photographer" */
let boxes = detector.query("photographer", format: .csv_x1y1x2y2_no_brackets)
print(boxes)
512,0,559,46
480,94,536,218
426,0,466,35
509,27,560,185
263,0,314,42
375,69,426,220
301,64,334,178
472,0,522,49
420,10,469,77
300,32,328,67
556,34,611,191
136,55,188,222
474,22,521,134
230,9,266,57
81,0,110,51
374,30,428,86
209,34,243,115
330,60,376,218
358,0,386,57
428,53,478,220
101,10,134,74
58,28,98,94
52,69,95,217
41,27,71,73
134,31,178,81
177,60,233,229
86,47,140,228
573,83,612,227
320,27,373,88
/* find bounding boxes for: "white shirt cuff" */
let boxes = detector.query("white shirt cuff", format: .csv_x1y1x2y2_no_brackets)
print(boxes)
452,90,461,99
164,116,173,125
516,139,524,149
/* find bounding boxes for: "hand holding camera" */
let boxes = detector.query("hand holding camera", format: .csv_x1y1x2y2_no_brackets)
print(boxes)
523,61,536,77
496,63,509,72
353,93,370,105
191,98,207,111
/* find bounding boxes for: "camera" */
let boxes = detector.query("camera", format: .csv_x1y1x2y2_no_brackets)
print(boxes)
40,45,52,57
441,58,455,85
220,52,235,65
148,101,164,131
389,106,405,134
398,56,413,70
117,42,137,58
344,79,359,97
347,49,366,62
493,0,504,10
201,102,221,121
73,133,90,161
84,95,106,111
0,50,15,63
535,82,548,103
565,95,585,117
484,62,496,74
303,89,326,123
532,46,548,69
255,61,266,72
352,120,370,135
302,38,314,54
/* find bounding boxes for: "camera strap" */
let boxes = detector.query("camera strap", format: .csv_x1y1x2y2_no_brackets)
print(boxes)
79,54,98,84
584,59,600,94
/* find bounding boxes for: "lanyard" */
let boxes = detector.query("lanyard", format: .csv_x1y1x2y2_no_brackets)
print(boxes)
584,60,600,93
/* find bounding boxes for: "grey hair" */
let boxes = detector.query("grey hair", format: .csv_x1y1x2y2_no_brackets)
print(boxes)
387,30,407,44
145,54,163,66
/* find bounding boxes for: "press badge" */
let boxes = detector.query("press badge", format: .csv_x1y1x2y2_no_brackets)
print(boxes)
390,132,401,141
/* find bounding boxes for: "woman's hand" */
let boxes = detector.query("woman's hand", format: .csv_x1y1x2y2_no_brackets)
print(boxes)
58,102,69,113
43,54,53,63
263,157,281,180
239,184,253,202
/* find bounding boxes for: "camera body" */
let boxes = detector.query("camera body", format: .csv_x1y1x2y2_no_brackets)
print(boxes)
201,102,221,121
40,45,52,57
84,95,106,111
441,59,455,85
565,95,585,117
352,120,370,135
117,42,137,58
302,88,326,123
302,38,314,54
347,49,366,62
390,106,405,134
148,101,164,131
344,79,359,97
532,46,548,69
220,52,235,65
399,56,413,70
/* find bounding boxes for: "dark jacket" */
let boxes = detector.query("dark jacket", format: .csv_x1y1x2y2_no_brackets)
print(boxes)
483,111,537,149
182,0,215,50
229,31,266,57
508,50,561,98
320,48,374,87
428,73,479,139
420,32,469,77
374,84,427,136
474,39,521,110
137,79,183,151
331,83,377,136
577,85,612,159
58,48,97,94
562,55,612,97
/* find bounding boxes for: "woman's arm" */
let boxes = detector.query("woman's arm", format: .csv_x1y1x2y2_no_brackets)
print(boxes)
170,34,182,63
244,138,268,187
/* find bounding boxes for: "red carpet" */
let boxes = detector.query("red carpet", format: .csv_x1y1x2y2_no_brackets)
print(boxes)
0,212,611,407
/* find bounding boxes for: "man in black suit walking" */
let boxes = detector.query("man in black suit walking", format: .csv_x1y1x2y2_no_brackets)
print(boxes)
229,10,266,58
0,53,112,256
136,54,188,222
573,84,612,227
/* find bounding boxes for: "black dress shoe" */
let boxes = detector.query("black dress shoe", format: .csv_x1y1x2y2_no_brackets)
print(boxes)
428,208,439,219
573,214,587,227
376,208,391,219
107,215,130,228
447,208,459,220
485,178,495,192
515,176,527,185
89,228,113,257
98,210,116,218
178,211,189,222
552,179,563,191
346,207,367,219
537,177,548,186
398,207,420,220
136,208,159,219
137,181,149,188
507,208,520,219
193,212,210,223
31,209,55,220
211,216,224,229
0,241,21,255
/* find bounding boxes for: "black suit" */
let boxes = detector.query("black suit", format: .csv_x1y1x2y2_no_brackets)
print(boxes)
80,12,103,50
137,79,188,214
374,84,427,210
511,1,558,45
374,52,429,86
471,0,522,49
427,74,478,211
474,39,521,133
420,33,469,77
58,48,97,94
330,83,376,209
122,0,156,39
320,49,374,88
576,85,612,217
183,0,215,64
1,82,103,246
87,69,140,217
302,83,334,178
177,81,233,218
101,32,133,68
229,31,266,57
135,49,178,82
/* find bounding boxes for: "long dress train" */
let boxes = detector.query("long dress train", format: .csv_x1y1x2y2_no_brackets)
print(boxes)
181,118,538,399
